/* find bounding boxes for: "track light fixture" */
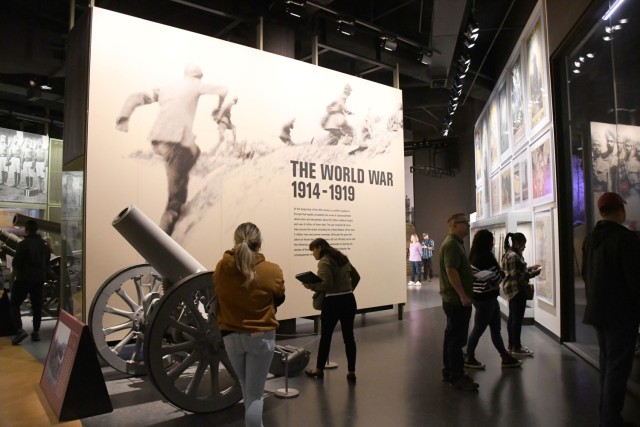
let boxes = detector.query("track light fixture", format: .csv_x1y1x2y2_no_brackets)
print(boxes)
418,49,432,66
285,0,305,18
458,54,471,65
380,35,397,52
467,20,479,34
464,39,476,49
336,18,355,36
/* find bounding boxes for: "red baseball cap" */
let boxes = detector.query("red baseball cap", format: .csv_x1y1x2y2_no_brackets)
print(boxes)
597,192,626,211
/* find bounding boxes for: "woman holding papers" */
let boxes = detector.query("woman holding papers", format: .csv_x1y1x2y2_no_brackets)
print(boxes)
303,238,360,383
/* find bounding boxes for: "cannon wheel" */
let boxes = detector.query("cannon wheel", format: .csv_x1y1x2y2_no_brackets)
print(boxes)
145,271,242,413
42,256,62,318
89,263,163,376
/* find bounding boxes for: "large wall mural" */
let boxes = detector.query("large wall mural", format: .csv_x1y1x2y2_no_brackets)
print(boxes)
85,8,406,319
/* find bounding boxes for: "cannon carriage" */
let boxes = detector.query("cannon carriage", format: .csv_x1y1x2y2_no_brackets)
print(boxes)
88,205,242,413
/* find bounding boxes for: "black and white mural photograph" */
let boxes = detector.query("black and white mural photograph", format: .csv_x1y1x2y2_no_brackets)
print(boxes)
85,8,406,317
0,127,49,204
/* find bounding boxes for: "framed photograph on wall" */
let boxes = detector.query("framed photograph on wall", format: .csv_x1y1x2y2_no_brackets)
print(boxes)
526,18,550,138
490,172,500,216
512,149,530,210
530,130,555,206
533,210,554,306
474,120,484,184
476,186,484,220
498,82,511,162
500,166,513,212
510,53,526,149
488,96,500,173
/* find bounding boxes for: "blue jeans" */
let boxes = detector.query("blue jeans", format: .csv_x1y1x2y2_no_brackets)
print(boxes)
466,297,508,357
410,261,422,282
442,302,472,381
223,330,275,427
596,321,639,427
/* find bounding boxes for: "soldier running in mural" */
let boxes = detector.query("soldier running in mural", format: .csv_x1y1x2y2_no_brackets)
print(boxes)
116,63,229,236
320,84,354,145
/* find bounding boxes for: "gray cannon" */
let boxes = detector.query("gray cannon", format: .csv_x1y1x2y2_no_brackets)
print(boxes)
88,205,241,413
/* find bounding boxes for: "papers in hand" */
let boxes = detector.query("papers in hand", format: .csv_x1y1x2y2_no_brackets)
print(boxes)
295,271,322,284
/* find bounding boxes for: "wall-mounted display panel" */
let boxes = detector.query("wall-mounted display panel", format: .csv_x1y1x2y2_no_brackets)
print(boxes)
490,172,500,216
0,127,49,205
488,96,500,173
85,8,406,320
526,18,550,139
510,53,527,149
512,149,530,211
530,130,554,206
533,210,554,306
498,82,511,163
500,165,513,212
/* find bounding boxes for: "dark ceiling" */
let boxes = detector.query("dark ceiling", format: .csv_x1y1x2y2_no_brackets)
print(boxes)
0,0,536,149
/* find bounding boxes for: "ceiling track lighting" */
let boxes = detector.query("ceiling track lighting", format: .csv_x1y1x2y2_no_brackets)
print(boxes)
379,35,398,52
336,18,355,36
284,0,305,18
464,39,476,49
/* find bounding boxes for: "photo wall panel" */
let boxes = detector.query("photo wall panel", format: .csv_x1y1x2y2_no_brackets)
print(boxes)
525,18,551,140
0,127,50,205
530,130,555,206
85,8,406,319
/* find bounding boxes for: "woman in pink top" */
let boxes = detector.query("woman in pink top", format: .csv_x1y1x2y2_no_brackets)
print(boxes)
408,234,423,287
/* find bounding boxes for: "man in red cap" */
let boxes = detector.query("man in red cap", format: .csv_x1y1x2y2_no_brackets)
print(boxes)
582,192,640,427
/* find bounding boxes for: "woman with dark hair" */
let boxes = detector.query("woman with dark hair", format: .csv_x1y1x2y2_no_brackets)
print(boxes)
304,238,360,383
501,232,540,356
464,230,521,369
214,222,285,427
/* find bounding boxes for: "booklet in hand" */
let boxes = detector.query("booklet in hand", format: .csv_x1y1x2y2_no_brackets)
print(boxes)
295,271,322,284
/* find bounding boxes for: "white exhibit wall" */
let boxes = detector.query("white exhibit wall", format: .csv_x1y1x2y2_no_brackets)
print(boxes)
85,8,406,319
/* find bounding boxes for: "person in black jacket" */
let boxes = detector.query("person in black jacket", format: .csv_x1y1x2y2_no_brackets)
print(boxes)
10,219,50,344
464,229,521,369
582,192,640,427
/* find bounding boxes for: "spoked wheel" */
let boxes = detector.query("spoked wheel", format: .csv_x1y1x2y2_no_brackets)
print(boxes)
145,271,242,413
89,264,163,375
42,256,62,318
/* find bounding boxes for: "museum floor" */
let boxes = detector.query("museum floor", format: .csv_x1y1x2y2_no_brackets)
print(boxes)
2,280,640,427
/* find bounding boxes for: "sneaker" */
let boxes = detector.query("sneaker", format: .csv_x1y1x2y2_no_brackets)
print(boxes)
464,355,486,370
12,329,28,345
450,374,479,391
407,281,414,287
31,332,40,342
414,281,421,287
510,346,534,357
501,354,523,368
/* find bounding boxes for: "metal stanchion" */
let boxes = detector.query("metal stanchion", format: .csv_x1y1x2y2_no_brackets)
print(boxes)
275,349,299,398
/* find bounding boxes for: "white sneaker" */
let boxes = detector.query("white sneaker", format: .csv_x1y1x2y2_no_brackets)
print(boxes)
414,281,421,287
407,281,414,287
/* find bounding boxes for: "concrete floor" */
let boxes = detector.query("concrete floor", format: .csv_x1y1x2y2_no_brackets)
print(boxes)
6,280,640,427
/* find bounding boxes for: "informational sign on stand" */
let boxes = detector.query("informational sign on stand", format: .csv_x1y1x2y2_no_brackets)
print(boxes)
39,310,112,421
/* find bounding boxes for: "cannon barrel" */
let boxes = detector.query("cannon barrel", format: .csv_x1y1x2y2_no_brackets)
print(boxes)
112,205,205,285
0,230,22,256
13,214,61,234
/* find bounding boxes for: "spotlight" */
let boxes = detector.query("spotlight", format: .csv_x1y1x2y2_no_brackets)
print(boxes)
418,50,432,65
453,77,464,89
380,35,397,52
464,39,476,49
458,54,471,65
586,52,595,58
464,29,479,42
336,18,355,36
467,20,479,34
442,128,449,137
285,0,305,18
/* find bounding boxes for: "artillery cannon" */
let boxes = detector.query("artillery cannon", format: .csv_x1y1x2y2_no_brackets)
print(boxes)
88,205,242,413
0,229,61,317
